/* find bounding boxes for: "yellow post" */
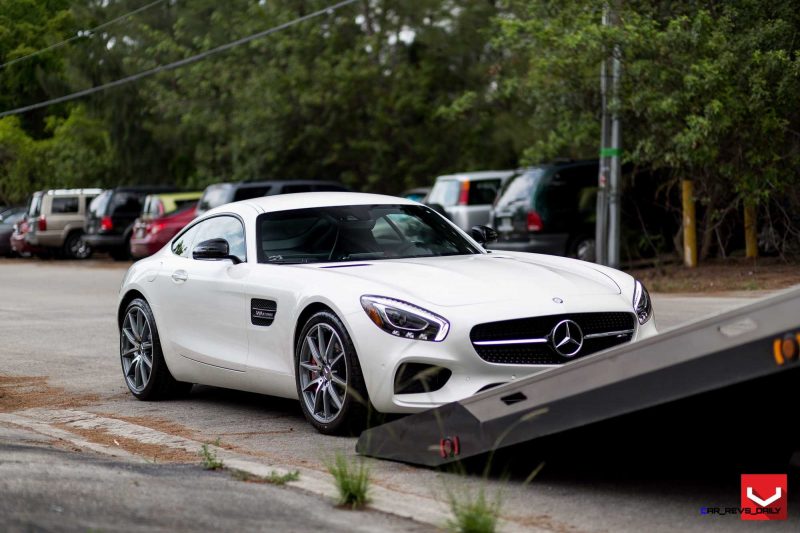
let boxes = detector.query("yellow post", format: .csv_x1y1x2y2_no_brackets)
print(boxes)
744,203,758,258
682,179,697,268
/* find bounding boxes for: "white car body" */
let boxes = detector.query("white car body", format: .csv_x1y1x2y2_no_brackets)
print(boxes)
118,192,657,415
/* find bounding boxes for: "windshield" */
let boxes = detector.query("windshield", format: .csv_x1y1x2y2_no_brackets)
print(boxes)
257,204,481,264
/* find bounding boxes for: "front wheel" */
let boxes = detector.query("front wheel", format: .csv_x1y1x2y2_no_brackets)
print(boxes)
295,311,369,435
120,298,192,400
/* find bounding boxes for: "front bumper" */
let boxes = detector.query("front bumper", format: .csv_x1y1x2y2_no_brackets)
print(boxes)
346,302,659,413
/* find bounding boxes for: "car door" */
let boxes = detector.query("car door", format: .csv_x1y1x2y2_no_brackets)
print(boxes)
156,215,249,371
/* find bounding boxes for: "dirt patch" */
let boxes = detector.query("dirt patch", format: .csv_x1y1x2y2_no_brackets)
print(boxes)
0,375,99,412
628,257,800,293
92,412,203,443
53,423,199,463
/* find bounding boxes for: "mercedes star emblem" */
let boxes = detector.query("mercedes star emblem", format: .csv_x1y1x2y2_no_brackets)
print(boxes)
552,297,564,304
550,319,584,357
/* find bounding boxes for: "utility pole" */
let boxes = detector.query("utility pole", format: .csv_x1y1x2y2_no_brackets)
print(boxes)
595,8,610,266
607,21,622,269
596,3,622,268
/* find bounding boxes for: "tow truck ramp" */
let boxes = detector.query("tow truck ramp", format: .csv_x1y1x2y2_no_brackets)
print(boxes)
356,287,800,467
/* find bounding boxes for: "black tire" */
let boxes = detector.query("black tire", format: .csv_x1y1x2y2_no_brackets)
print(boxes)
120,298,192,400
63,231,92,260
110,245,130,261
294,311,369,435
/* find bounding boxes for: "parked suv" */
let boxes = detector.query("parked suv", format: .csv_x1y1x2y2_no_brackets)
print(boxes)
196,180,349,217
489,160,598,261
25,188,103,259
84,186,180,260
426,171,514,231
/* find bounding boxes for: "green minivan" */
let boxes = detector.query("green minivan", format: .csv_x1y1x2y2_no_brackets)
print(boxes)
489,160,598,261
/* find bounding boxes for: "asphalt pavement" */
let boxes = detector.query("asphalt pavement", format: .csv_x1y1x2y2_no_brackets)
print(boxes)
1,257,797,532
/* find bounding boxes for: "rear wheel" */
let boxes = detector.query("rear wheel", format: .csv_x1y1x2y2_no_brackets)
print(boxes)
295,311,368,435
63,231,92,260
120,298,192,400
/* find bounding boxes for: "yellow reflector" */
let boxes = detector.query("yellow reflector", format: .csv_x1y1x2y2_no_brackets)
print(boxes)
774,338,785,365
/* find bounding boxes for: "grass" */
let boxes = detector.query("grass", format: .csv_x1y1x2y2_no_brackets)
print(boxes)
327,453,371,509
446,488,501,533
231,469,300,485
198,443,224,470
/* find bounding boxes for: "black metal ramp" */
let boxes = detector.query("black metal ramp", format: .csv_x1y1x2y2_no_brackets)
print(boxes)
356,287,800,467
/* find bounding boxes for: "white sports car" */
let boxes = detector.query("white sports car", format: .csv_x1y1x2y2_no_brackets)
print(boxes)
117,192,657,434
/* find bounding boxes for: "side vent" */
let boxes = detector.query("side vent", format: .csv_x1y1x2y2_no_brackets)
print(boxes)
251,299,277,326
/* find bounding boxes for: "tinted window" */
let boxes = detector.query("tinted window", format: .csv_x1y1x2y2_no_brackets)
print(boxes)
51,196,79,214
89,191,111,217
198,185,232,214
467,179,501,205
233,186,271,202
281,184,312,194
257,204,479,264
544,166,598,214
111,192,144,215
427,180,460,207
313,184,347,192
191,216,246,262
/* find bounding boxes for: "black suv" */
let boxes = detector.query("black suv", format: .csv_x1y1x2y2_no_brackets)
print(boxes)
489,160,598,261
196,180,349,217
84,185,181,259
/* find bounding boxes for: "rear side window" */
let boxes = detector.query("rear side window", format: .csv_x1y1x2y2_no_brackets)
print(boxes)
427,180,460,207
467,179,501,205
233,186,271,202
51,197,80,214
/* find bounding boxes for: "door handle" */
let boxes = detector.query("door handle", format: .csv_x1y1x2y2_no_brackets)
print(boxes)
171,270,188,283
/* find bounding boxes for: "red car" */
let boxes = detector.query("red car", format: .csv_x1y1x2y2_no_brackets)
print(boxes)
130,203,197,258
10,217,40,257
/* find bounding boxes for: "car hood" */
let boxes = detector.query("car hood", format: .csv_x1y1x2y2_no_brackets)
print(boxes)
312,253,621,307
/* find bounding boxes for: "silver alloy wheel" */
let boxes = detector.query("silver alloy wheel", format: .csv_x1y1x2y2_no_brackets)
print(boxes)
121,306,154,393
299,323,348,424
70,236,91,259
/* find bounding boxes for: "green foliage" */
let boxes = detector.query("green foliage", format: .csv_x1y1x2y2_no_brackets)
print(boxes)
198,443,223,470
231,468,300,485
327,453,370,509
446,488,501,533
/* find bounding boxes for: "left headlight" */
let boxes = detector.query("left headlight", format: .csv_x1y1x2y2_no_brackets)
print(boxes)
633,280,653,325
360,295,450,342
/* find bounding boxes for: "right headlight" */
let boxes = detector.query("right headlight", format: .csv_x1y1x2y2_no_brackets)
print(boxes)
360,295,450,342
633,280,653,325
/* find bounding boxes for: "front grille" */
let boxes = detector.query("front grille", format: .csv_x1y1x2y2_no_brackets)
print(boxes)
470,312,635,365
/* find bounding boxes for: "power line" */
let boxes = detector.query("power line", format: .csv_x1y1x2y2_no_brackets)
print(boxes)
0,0,358,118
0,0,167,71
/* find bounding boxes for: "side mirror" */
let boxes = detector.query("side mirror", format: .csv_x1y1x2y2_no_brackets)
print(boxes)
470,225,498,245
193,238,241,264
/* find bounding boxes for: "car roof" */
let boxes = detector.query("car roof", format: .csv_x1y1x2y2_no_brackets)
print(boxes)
109,185,181,193
207,180,346,189
45,188,104,196
434,170,515,182
204,192,416,217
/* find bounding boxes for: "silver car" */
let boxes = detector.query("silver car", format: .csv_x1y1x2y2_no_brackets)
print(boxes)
426,171,514,231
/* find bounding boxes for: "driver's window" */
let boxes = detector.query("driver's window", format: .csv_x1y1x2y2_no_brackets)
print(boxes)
190,216,246,262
